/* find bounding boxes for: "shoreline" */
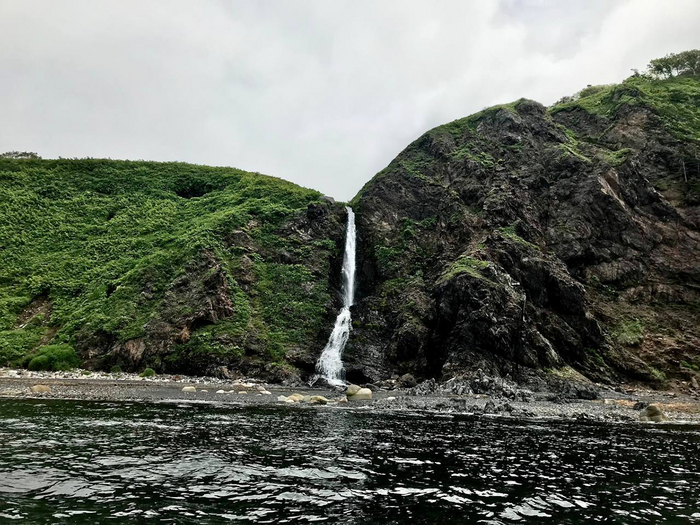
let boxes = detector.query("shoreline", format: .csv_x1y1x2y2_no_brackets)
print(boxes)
2,368,700,425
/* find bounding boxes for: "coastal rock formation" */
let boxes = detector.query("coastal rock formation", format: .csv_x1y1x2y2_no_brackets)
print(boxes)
2,64,698,391
347,74,700,388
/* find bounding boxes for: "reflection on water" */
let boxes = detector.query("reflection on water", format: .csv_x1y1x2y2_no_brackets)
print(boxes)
1,399,699,523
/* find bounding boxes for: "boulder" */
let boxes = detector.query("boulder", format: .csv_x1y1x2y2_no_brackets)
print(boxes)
640,404,667,422
348,387,372,400
309,395,328,405
346,384,362,396
30,385,51,394
0,388,23,396
260,390,272,395
277,395,289,402
287,393,305,402
216,390,225,394
182,386,196,393
398,374,417,388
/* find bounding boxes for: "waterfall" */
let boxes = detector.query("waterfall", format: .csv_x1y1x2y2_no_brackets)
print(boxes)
314,206,356,386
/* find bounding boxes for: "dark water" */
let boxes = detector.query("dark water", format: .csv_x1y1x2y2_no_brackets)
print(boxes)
1,400,699,524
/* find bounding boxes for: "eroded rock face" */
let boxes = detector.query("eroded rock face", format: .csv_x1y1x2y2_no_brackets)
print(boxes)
349,82,700,386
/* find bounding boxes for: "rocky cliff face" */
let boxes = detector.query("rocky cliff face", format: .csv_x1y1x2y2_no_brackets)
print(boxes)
347,75,700,390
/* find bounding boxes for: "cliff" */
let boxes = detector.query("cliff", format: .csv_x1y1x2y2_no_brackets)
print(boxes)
347,74,700,390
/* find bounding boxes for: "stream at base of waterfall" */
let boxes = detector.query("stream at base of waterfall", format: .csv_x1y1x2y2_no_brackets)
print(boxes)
313,206,356,386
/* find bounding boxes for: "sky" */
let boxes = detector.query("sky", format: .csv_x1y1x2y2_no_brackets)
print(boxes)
1,1,699,200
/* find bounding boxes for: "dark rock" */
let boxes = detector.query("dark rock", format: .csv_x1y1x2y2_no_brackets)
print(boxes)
483,400,498,414
398,373,417,388
210,366,232,379
350,84,700,390
408,379,438,396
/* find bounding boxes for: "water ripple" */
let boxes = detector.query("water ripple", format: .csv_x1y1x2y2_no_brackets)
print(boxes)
1,399,699,523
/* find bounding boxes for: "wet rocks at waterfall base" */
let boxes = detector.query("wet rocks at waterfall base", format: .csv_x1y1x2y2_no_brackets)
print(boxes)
347,386,372,400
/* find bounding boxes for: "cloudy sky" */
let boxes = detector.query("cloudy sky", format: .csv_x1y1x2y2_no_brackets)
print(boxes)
1,1,699,200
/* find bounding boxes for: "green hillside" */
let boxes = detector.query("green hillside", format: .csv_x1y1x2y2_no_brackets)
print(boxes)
0,158,343,376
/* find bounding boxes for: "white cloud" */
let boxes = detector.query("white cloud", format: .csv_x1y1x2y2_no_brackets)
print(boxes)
1,0,698,199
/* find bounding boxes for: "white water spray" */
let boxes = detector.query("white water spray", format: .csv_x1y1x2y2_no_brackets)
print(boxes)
314,207,356,386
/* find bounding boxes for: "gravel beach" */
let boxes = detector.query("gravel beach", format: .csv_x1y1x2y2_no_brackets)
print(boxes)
2,367,700,425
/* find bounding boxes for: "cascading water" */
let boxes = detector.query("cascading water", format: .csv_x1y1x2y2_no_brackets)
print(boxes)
313,206,356,386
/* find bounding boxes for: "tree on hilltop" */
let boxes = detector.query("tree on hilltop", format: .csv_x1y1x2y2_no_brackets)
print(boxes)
0,151,41,159
647,50,700,78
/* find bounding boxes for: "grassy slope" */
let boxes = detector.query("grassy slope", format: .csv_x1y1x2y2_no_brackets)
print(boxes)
0,158,331,369
549,74,700,142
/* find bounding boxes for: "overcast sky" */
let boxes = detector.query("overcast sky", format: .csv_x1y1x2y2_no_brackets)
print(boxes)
1,1,699,200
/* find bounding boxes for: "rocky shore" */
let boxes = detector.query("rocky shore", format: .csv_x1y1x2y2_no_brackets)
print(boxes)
2,367,699,425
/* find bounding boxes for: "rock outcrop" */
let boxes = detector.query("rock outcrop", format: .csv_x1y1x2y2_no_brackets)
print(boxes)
347,75,700,388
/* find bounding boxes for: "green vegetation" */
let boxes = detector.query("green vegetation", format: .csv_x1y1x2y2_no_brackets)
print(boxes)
648,366,667,383
557,143,591,163
0,151,41,159
438,99,524,138
110,365,122,374
373,217,436,277
585,347,606,367
0,158,330,368
25,344,80,371
254,262,329,361
613,318,644,346
596,147,632,167
647,50,700,79
498,223,540,251
681,360,700,372
450,146,497,167
139,367,156,377
374,245,402,274
441,256,490,282
550,73,700,143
